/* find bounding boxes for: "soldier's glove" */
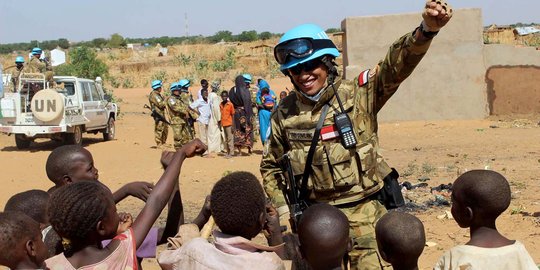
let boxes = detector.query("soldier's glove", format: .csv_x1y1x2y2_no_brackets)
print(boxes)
422,0,453,32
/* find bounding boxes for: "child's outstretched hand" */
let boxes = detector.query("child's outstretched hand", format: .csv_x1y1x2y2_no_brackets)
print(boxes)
179,139,207,158
117,212,133,234
193,195,212,230
123,181,154,202
263,202,282,240
161,150,176,169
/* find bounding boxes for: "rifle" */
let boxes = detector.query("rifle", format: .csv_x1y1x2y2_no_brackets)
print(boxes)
277,153,307,233
143,104,170,125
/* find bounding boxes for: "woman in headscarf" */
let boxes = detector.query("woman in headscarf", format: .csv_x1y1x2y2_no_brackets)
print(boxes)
228,75,254,154
256,80,276,145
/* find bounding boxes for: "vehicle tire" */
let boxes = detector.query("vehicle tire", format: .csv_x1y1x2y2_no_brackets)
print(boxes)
64,125,83,145
103,117,115,141
15,134,31,149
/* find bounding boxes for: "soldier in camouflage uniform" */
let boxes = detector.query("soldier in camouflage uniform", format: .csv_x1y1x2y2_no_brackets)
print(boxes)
8,56,26,91
149,80,168,147
260,1,452,269
166,80,193,149
27,47,54,86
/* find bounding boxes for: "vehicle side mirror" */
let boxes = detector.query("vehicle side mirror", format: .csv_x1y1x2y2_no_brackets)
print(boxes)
104,94,112,102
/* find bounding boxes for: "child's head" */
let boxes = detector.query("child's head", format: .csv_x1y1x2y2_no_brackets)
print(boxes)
221,90,229,102
261,87,270,95
297,203,350,270
0,211,48,269
48,181,119,255
451,170,511,228
375,211,425,269
45,145,99,186
210,171,266,239
5,189,50,225
280,91,287,100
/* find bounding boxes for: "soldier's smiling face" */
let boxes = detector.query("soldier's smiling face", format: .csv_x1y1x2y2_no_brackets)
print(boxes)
288,60,328,96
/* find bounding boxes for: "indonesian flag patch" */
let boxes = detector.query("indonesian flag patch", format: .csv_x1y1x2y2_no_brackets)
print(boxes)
357,69,370,86
320,124,340,141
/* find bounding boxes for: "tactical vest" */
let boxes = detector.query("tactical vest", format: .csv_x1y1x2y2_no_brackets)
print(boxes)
278,73,390,205
149,90,166,115
166,94,187,125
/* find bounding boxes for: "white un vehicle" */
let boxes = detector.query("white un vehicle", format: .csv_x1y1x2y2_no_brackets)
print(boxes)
0,73,117,149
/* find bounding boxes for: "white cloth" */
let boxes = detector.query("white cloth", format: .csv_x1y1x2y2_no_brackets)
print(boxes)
207,92,223,153
190,98,211,125
158,231,285,270
434,241,537,270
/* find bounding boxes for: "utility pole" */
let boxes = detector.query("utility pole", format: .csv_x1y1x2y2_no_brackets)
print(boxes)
185,13,189,37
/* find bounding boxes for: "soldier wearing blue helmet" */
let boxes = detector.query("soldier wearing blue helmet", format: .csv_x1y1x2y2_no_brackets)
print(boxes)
27,47,54,86
10,56,26,90
261,1,453,269
166,80,194,148
148,80,168,148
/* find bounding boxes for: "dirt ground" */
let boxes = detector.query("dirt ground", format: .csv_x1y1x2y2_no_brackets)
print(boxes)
0,80,539,269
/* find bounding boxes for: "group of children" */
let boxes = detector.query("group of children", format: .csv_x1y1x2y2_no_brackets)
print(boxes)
0,140,537,269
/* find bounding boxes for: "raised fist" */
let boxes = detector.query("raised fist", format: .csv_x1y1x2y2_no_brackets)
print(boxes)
422,0,453,32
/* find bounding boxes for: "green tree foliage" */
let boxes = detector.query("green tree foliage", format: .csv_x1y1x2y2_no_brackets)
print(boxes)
237,30,258,42
108,33,126,48
258,31,273,40
57,38,70,49
92,38,108,48
208,30,233,43
325,28,341,33
54,47,108,79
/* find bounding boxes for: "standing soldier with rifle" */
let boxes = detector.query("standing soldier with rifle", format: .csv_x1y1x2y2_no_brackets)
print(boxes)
260,1,453,269
167,80,194,149
148,80,169,148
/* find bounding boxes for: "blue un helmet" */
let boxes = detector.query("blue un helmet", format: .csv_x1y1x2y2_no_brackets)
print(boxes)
274,24,340,71
151,80,163,90
242,74,252,84
178,79,190,91
170,82,179,92
31,47,43,55
15,56,25,64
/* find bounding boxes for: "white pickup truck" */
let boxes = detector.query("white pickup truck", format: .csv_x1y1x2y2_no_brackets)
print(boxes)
0,73,117,149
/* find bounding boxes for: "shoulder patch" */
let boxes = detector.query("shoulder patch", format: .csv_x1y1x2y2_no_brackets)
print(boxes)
357,69,370,86
168,97,176,105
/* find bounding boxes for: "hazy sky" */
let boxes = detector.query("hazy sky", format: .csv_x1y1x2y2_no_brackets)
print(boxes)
1,0,538,44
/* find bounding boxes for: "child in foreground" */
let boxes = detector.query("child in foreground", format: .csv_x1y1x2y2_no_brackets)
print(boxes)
375,211,425,270
297,203,351,270
434,170,537,270
158,171,286,270
0,211,48,269
44,139,206,269
45,144,185,264
4,189,63,258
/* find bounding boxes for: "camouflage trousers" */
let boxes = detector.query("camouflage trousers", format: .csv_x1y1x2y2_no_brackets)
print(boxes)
171,123,192,149
339,199,391,270
154,120,168,146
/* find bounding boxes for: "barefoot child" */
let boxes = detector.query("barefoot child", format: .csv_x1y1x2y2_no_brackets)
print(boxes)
297,203,351,270
434,170,537,270
0,211,48,269
375,212,426,270
44,140,206,269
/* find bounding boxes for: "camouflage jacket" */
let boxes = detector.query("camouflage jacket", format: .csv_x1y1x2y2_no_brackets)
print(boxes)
260,31,432,209
149,90,167,115
166,94,189,125
27,57,52,73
